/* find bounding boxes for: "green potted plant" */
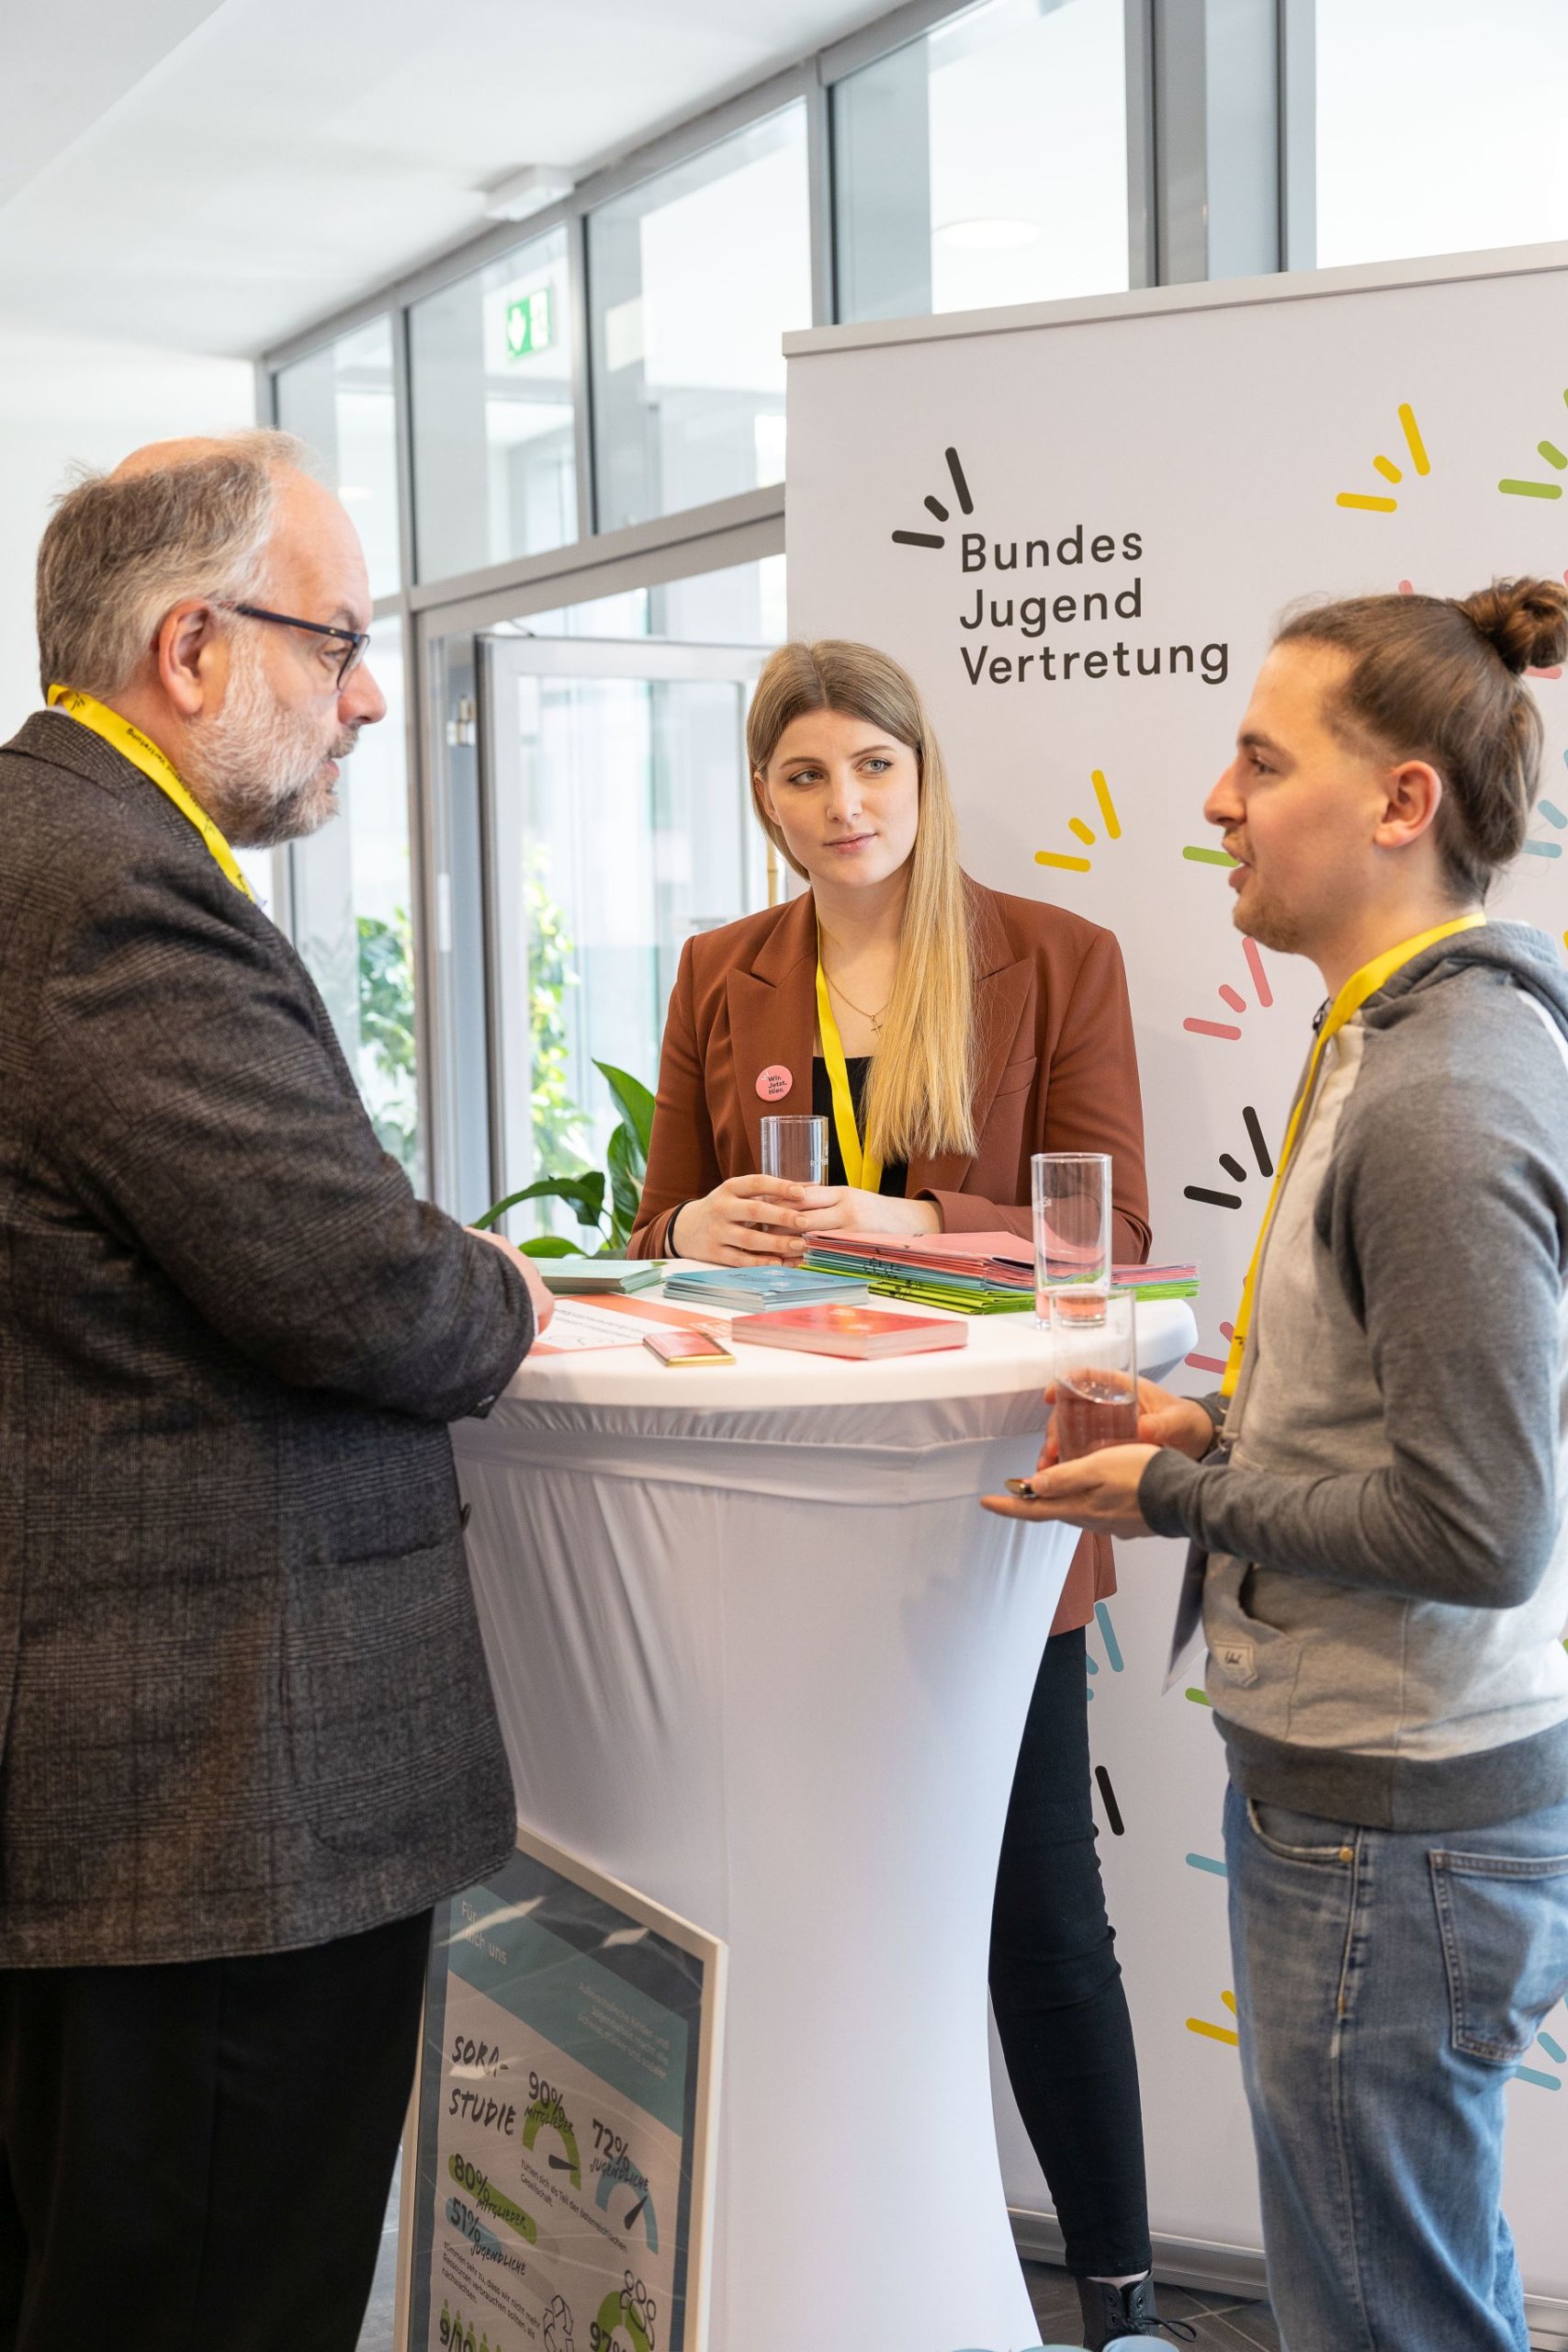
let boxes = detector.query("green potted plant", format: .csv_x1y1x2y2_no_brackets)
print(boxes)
473,1060,656,1258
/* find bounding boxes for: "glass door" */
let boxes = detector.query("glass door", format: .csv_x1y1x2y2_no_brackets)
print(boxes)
479,628,775,1239
285,615,425,1188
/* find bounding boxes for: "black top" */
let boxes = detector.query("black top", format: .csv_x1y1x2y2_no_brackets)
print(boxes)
811,1055,909,1197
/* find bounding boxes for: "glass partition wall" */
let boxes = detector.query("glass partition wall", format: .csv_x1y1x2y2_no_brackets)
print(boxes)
436,557,784,1236
1315,0,1568,267
834,0,1131,322
589,107,810,530
263,0,1156,1210
287,617,425,1189
274,318,401,599
409,226,578,580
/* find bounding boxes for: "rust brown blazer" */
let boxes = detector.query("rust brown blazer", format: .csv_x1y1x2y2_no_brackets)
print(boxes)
628,880,1151,1634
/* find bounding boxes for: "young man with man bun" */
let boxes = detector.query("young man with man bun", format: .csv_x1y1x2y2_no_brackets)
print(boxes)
991,576,1568,2352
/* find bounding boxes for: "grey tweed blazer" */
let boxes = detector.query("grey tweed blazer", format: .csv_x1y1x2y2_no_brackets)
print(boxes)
0,710,534,1967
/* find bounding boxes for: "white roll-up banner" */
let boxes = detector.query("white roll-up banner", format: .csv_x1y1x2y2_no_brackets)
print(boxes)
785,248,1568,2332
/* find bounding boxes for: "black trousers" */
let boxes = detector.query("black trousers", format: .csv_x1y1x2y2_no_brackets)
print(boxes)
989,1625,1152,2279
0,1906,433,2351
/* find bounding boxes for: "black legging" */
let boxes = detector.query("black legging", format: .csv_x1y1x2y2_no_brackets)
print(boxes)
989,1624,1152,2279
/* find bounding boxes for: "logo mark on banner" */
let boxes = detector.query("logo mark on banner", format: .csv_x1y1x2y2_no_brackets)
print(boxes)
1335,401,1431,514
1526,796,1568,859
1093,1765,1125,1837
1186,1988,1240,2048
1187,1316,1235,1378
1515,2020,1567,2092
1035,767,1122,875
1183,1107,1273,1213
890,444,976,548
886,444,1228,692
1499,389,1568,500
1183,939,1274,1042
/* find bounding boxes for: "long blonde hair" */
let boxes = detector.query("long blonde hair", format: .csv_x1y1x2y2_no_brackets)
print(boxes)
747,639,977,1165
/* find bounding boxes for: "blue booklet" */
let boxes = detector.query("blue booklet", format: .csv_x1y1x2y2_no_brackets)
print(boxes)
662,1266,869,1311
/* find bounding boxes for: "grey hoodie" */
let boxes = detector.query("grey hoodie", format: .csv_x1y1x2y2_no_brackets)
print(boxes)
1141,922,1568,1829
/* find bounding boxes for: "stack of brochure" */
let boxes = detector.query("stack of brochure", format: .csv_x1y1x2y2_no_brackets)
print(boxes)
661,1265,869,1313
730,1304,967,1360
540,1258,666,1295
801,1231,1198,1316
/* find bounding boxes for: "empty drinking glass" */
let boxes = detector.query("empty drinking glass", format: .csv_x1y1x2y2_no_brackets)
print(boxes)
1032,1150,1112,1317
761,1115,829,1184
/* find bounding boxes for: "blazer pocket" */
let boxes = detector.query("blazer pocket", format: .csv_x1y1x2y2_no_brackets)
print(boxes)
281,1538,493,1859
993,1054,1038,1099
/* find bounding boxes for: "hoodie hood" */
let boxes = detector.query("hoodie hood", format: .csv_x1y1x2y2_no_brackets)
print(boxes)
1361,919,1568,1048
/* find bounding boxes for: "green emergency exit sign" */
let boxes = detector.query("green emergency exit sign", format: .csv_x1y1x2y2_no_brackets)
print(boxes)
505,286,555,359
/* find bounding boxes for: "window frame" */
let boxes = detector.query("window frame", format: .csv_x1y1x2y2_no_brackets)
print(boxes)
255,2,1200,1206
402,218,581,587
260,6,1163,597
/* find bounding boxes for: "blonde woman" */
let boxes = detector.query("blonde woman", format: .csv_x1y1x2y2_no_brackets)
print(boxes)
630,640,1175,2347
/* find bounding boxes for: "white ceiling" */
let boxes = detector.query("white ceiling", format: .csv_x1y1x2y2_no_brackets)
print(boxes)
0,0,894,360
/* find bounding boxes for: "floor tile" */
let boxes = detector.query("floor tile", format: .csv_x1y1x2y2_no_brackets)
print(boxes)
1023,2259,1281,2350
361,2232,1287,2351
1198,2304,1282,2351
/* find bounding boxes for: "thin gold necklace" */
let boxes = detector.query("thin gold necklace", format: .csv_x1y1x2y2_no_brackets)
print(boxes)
824,967,889,1036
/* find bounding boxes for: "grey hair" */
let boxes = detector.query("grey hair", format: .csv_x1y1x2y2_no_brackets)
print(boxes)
36,427,310,698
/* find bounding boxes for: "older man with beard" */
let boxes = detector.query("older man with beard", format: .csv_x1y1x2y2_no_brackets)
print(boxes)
0,431,552,2350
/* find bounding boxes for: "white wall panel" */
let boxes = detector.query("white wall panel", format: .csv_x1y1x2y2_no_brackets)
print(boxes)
786,254,1568,2335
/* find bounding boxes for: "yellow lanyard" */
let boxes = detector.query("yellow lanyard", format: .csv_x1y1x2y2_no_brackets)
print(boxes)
815,947,885,1193
47,684,254,902
1220,912,1484,1399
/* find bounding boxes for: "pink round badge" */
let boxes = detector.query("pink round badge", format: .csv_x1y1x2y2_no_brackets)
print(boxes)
756,1064,793,1102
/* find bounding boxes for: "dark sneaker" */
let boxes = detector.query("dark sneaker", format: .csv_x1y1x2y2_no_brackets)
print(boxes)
1075,2273,1199,2347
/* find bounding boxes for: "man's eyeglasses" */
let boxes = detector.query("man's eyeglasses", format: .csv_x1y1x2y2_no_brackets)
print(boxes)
225,603,371,689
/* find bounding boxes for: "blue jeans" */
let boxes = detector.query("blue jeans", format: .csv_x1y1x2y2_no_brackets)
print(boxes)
1224,1780,1568,2352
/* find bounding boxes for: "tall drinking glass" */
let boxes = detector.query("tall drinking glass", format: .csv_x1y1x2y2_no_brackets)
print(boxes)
761,1115,829,1184
1032,1150,1112,1317
1050,1289,1139,1459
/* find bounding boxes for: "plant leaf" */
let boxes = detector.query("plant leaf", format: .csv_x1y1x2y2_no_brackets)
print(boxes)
593,1060,655,1169
605,1122,642,1238
520,1236,585,1258
473,1171,606,1230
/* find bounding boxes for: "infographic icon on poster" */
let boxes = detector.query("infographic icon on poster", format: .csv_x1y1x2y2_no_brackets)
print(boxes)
400,1826,725,2352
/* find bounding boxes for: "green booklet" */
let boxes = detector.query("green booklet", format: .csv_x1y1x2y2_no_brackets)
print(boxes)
539,1259,665,1295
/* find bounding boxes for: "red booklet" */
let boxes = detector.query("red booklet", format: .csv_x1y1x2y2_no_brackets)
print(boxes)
729,1304,967,1360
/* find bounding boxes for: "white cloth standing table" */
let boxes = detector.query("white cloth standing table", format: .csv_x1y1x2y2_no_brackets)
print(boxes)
450,1292,1195,2352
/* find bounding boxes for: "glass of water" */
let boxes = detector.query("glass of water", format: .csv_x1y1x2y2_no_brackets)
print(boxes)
761,1115,829,1185
1032,1151,1112,1317
1050,1289,1139,1460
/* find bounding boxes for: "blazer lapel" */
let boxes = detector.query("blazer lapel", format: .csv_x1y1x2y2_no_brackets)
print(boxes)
9,709,202,864
728,886,1033,1196
727,892,818,1174
908,895,1033,1200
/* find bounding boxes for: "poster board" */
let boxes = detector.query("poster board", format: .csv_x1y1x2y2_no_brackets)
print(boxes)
397,1823,726,2352
784,244,1568,2335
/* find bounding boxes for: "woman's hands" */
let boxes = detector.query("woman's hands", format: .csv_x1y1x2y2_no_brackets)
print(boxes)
671,1182,942,1260
670,1177,811,1265
789,1189,942,1239
978,1376,1217,1535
